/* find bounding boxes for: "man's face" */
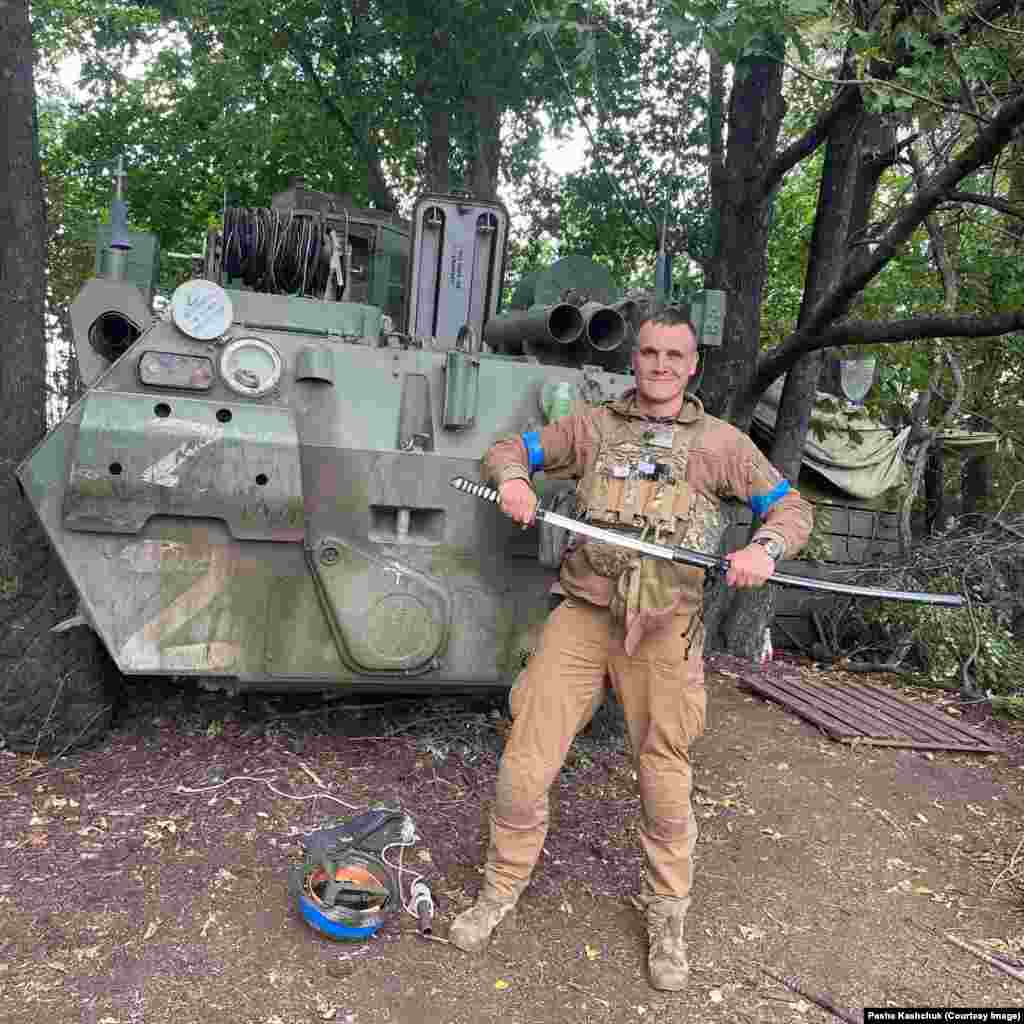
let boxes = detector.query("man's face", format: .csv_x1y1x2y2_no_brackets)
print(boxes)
632,321,699,406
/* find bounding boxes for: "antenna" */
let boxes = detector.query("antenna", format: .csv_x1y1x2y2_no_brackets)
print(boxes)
653,192,672,309
105,155,132,281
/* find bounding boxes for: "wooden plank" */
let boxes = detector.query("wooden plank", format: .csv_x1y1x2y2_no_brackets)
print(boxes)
735,672,1003,753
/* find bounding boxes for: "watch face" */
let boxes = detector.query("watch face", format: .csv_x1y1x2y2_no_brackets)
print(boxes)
756,538,783,559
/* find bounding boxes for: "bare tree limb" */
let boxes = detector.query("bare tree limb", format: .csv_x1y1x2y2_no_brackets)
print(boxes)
945,191,1024,220
965,2,1024,36
758,309,1024,384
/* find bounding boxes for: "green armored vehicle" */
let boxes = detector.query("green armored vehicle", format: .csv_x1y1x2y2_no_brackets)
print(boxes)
14,170,724,749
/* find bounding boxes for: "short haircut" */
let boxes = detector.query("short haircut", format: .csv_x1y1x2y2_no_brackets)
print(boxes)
638,306,697,338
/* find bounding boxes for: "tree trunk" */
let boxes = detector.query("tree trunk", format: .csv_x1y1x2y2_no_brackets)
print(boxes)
699,47,785,657
717,73,866,659
0,0,115,752
362,124,400,212
425,102,451,195
466,92,501,201
771,82,865,482
845,114,896,283
925,447,946,533
701,49,786,427
1,0,47,600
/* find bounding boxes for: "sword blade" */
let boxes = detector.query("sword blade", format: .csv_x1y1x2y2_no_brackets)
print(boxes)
448,476,965,607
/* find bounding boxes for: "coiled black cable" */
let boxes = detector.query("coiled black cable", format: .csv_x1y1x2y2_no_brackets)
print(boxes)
220,207,335,298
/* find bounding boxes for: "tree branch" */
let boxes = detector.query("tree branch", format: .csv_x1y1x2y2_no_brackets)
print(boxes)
946,191,1024,220
758,309,1024,383
753,88,1024,395
964,0,1024,35
779,60,992,124
764,85,861,195
761,0,1020,196
284,36,399,211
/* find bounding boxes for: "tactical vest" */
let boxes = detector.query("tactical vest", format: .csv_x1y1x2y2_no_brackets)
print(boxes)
576,409,694,578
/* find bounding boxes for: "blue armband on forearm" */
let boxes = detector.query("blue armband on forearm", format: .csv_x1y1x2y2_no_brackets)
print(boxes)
749,479,790,518
521,431,544,475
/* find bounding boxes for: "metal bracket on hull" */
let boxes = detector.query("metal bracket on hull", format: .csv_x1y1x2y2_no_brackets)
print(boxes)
307,534,450,675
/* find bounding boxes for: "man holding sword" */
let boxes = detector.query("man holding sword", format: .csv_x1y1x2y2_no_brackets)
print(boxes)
449,308,813,991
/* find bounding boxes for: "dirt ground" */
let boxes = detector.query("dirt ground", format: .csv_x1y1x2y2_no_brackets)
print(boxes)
2,654,1023,1024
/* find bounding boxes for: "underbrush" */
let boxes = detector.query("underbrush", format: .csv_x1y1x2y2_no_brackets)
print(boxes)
810,514,1024,711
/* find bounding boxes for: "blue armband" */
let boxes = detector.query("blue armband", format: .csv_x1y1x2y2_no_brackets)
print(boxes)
521,431,544,475
749,479,791,518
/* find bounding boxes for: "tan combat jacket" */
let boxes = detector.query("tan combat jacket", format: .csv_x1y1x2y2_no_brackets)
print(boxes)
482,391,813,631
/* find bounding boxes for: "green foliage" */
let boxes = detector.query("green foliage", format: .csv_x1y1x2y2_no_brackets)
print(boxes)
660,0,829,67
864,576,1024,694
36,0,587,271
508,3,710,284
792,504,832,563
990,695,1024,720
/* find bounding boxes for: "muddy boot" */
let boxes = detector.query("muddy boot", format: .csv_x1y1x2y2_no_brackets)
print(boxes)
645,896,690,991
448,891,518,953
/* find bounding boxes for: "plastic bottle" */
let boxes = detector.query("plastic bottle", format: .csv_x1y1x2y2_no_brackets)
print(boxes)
411,880,434,934
550,381,573,421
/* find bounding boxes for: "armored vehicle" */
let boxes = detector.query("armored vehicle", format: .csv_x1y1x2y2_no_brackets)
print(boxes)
13,170,724,750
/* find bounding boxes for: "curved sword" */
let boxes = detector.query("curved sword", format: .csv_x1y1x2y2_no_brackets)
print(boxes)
449,476,965,608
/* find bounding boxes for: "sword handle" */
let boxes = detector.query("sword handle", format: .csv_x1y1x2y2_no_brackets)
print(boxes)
450,476,501,504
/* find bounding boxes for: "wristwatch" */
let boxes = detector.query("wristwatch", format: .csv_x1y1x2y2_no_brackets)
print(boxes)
752,536,785,561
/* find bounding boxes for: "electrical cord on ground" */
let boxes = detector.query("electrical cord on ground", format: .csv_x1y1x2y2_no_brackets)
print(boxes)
176,770,429,921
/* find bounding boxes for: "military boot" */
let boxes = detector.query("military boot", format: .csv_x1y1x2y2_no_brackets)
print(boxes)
645,896,690,991
448,891,518,953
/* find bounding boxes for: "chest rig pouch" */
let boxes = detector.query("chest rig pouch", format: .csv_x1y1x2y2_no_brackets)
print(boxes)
577,413,694,578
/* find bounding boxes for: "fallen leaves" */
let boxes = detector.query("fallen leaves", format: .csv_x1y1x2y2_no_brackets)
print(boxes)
41,795,79,811
314,992,338,1019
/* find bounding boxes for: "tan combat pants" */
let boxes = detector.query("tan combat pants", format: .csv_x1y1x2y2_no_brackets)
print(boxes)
485,597,706,902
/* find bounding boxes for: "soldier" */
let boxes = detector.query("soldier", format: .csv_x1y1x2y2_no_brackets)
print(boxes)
449,308,813,991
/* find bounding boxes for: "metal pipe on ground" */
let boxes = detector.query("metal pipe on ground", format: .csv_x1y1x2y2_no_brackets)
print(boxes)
581,302,627,353
482,304,584,354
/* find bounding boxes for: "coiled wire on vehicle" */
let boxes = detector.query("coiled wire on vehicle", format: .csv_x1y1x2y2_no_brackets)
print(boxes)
221,207,332,298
